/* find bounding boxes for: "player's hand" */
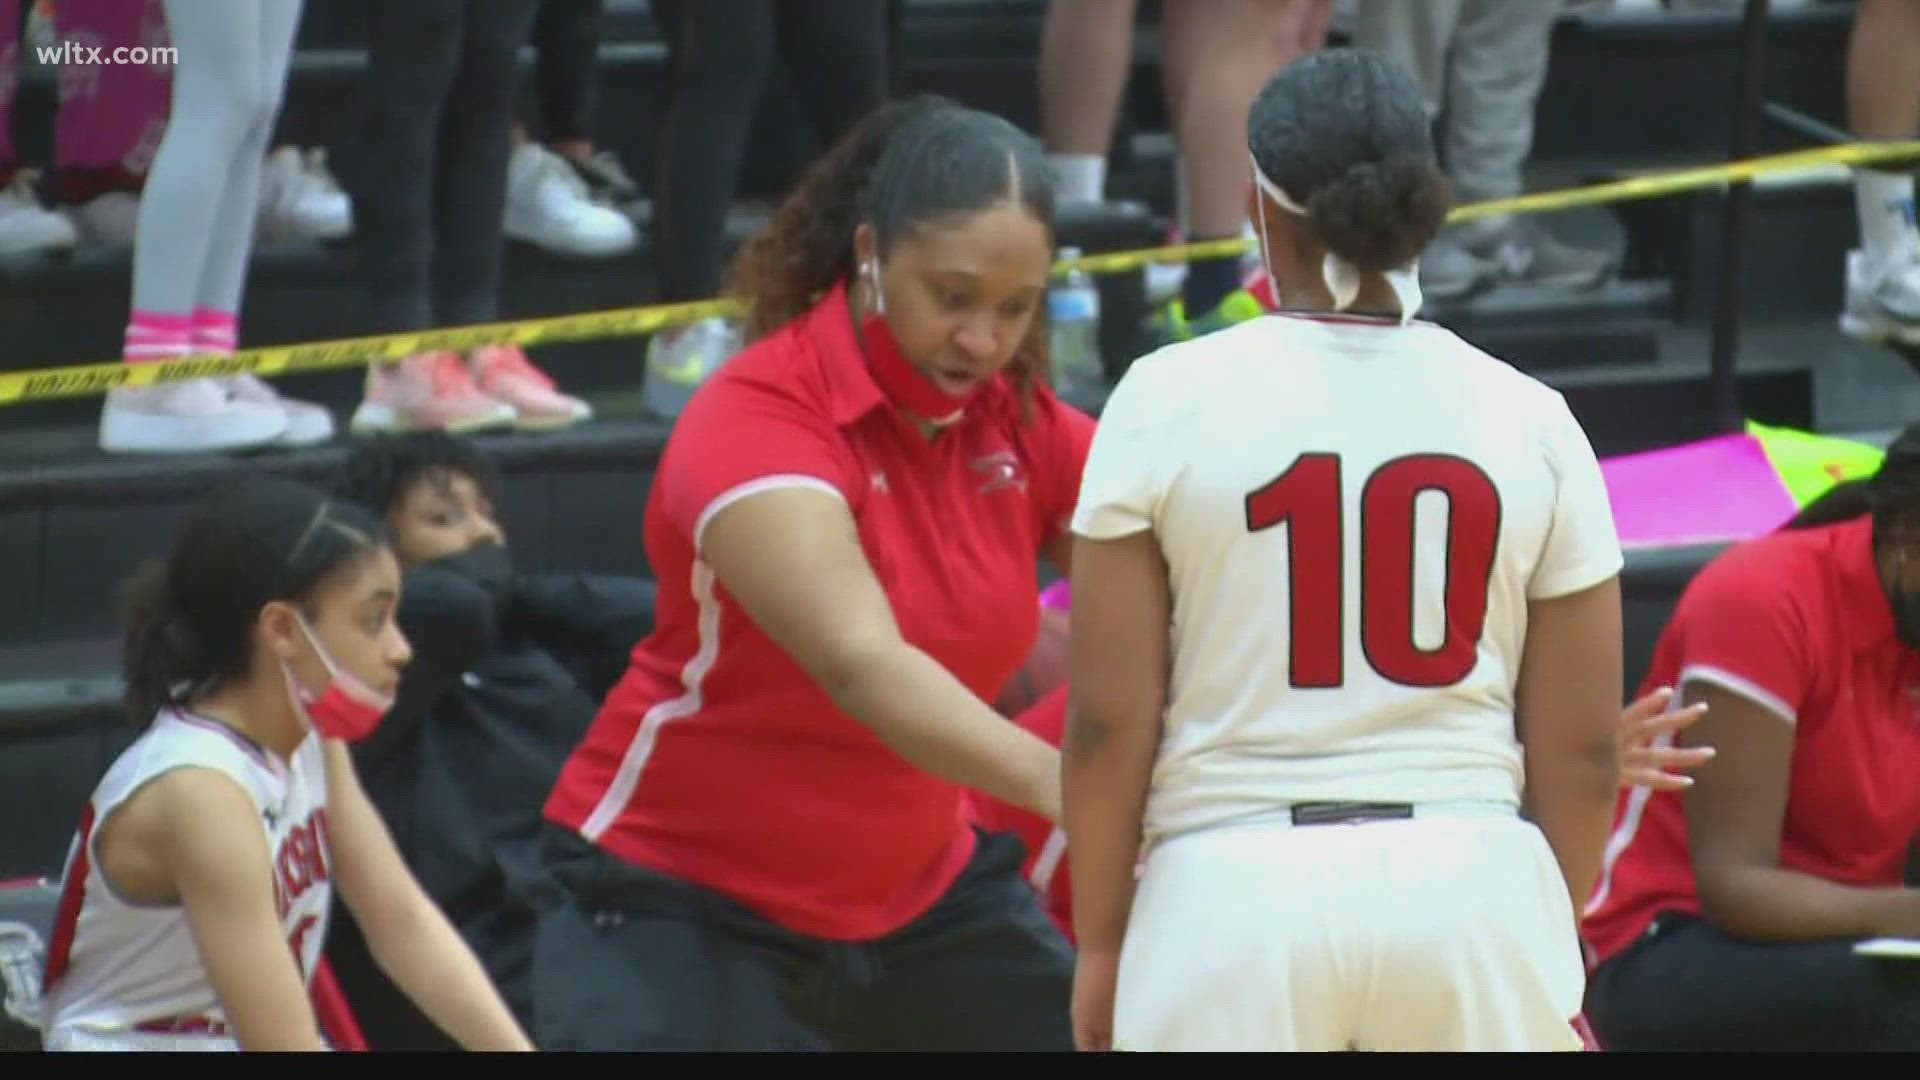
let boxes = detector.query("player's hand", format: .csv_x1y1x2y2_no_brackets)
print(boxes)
1619,686,1714,791
1071,948,1121,1052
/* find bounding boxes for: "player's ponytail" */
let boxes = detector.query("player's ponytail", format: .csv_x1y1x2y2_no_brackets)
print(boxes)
1249,49,1453,275
121,558,205,729
116,478,389,728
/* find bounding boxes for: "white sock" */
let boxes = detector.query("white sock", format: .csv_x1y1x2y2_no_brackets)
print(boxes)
1174,156,1190,235
1049,153,1107,204
1855,168,1919,269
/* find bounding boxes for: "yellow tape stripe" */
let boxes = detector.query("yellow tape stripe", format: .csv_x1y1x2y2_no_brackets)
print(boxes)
7,138,1918,407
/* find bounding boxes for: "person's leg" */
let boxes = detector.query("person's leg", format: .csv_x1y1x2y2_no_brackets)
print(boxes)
1841,0,1920,344
1586,915,1920,1051
356,0,462,335
1036,0,1137,205
772,0,889,152
0,0,16,178
432,0,537,330
189,0,301,331
99,0,288,454
835,832,1075,1051
1162,0,1328,324
640,0,775,419
531,828,831,1051
349,0,519,437
1440,0,1610,289
649,0,774,303
532,0,600,154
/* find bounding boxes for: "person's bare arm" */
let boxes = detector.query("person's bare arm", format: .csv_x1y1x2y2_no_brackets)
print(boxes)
146,771,327,1051
1683,683,1920,941
702,488,1061,820
1063,531,1170,955
323,742,532,1050
1515,577,1624,915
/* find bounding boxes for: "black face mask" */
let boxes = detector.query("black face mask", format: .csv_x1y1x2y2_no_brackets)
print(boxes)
443,542,514,613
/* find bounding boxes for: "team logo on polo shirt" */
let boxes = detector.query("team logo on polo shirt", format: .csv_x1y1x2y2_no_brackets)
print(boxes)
970,451,1026,495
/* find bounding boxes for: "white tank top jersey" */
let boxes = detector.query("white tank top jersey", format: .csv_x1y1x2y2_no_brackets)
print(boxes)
1071,313,1623,848
39,708,333,1051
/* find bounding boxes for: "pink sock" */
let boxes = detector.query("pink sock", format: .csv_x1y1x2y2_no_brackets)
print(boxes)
124,310,190,364
190,309,239,355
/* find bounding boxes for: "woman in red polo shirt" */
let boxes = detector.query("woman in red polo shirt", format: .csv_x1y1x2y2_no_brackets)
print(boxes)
1582,424,1920,1051
532,97,1090,1051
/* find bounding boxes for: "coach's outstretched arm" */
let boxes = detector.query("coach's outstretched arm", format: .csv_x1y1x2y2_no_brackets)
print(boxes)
323,741,534,1051
1516,576,1625,916
1062,530,1172,1052
701,489,1063,822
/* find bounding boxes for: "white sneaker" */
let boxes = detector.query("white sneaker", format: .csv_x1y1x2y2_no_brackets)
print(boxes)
0,172,77,255
99,378,289,454
1840,248,1920,347
643,316,741,420
67,191,139,248
504,143,638,258
258,146,353,242
225,372,337,446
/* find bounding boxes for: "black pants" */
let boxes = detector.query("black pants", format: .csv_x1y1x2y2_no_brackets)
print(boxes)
325,891,536,1051
1586,913,1920,1051
530,0,602,143
356,0,538,333
647,0,889,301
531,827,1075,1050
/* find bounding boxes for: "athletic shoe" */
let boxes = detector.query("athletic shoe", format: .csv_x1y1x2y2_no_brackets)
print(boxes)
99,378,288,454
65,191,139,248
505,143,637,258
258,146,353,242
0,172,77,255
469,344,592,431
225,373,336,447
1147,288,1266,348
1840,248,1920,347
1459,214,1615,290
643,316,740,419
350,351,516,435
563,148,641,204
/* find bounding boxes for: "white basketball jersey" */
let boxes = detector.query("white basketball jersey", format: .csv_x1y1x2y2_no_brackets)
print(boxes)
1072,313,1623,847
39,708,333,1050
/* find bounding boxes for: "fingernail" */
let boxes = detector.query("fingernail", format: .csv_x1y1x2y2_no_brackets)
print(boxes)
1702,747,1717,757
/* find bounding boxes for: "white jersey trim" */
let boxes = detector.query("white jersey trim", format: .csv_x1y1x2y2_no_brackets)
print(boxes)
693,475,845,553
1677,664,1798,727
580,561,723,842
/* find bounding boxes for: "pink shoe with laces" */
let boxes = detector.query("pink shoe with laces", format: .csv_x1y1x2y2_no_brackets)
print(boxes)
469,344,592,431
349,351,516,435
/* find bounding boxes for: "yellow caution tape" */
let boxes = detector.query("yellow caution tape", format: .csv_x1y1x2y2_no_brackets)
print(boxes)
8,138,1920,407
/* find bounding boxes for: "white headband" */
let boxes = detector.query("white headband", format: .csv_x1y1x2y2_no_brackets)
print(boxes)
1250,151,1423,325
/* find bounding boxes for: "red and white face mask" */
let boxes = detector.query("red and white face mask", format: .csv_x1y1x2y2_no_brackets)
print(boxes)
860,257,984,427
282,614,393,743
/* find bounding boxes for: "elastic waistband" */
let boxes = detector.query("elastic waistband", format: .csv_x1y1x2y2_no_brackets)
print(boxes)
133,1015,230,1037
1149,799,1518,850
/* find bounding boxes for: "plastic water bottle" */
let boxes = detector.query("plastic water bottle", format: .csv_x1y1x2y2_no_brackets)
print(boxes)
1047,248,1104,400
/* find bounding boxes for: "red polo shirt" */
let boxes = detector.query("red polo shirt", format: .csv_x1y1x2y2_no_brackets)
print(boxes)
967,685,1073,941
1582,516,1920,965
545,279,1095,941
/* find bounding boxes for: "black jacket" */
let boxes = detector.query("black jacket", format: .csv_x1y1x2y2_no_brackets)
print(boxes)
350,560,655,915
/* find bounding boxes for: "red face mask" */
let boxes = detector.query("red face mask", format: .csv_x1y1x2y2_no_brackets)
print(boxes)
283,615,393,743
860,259,986,426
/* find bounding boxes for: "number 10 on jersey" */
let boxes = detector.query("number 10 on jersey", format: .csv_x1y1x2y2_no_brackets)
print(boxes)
1244,453,1501,690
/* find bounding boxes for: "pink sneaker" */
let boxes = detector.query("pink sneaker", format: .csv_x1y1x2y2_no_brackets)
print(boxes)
469,345,592,431
349,351,516,435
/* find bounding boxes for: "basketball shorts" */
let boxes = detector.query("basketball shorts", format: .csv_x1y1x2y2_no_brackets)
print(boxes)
1112,805,1586,1052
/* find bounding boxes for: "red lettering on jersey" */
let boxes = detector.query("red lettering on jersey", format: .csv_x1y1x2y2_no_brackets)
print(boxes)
1246,453,1502,690
287,913,319,971
308,808,331,884
1359,454,1501,688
